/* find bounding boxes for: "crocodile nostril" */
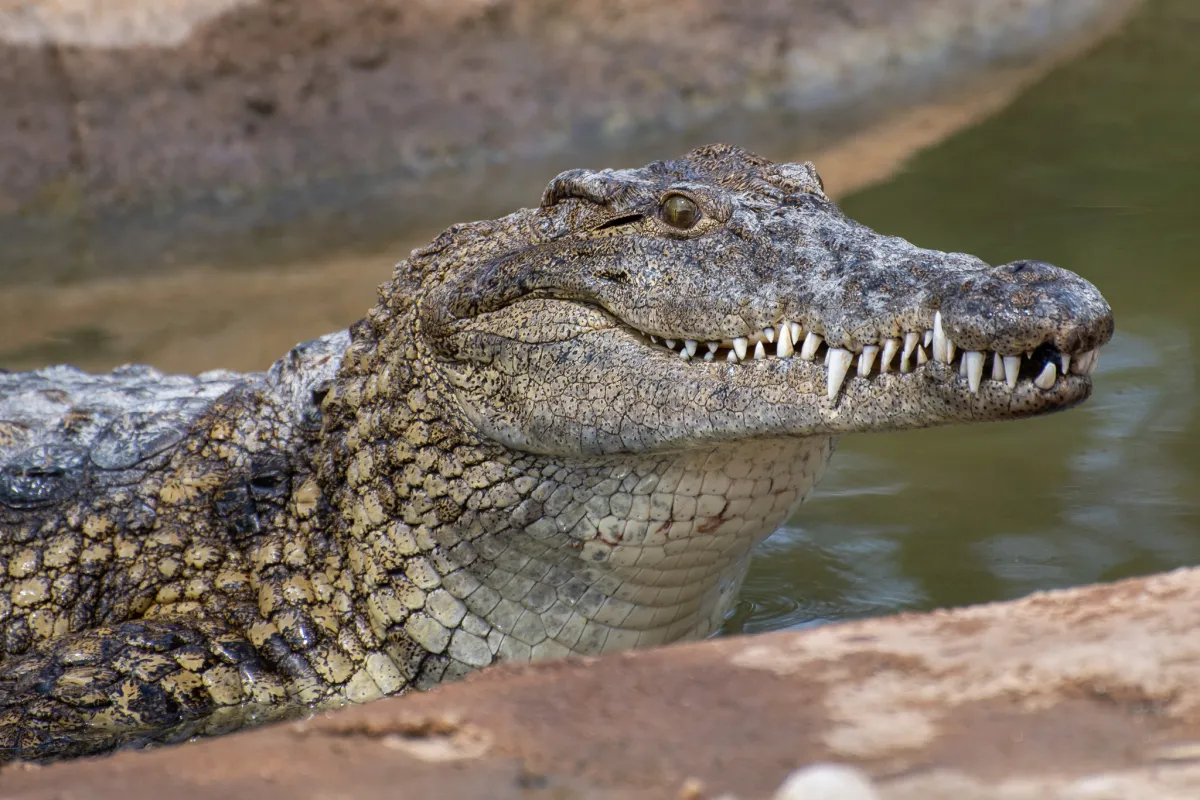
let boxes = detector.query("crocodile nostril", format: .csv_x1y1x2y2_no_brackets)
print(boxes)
1001,260,1057,279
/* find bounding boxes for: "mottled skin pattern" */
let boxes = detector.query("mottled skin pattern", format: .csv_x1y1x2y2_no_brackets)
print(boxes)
0,145,1113,762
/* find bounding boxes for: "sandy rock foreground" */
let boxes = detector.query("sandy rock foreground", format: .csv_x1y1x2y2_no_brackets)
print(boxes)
5,566,1200,799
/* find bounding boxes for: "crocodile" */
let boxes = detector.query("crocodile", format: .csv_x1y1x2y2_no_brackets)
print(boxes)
0,145,1113,762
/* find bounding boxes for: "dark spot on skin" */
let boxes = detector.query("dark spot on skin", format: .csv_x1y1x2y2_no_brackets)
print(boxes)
595,269,632,285
249,454,290,500
0,445,86,510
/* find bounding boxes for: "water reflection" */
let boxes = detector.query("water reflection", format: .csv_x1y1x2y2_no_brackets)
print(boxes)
729,0,1200,634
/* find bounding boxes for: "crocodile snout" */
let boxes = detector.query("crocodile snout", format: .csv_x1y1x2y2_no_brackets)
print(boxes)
937,259,1114,358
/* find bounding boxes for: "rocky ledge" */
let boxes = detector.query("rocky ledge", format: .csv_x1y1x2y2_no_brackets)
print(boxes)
6,566,1200,799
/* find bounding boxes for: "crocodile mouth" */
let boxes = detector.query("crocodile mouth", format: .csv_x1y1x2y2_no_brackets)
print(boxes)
637,311,1102,401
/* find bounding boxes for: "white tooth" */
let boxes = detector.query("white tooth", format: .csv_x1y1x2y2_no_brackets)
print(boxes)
826,348,853,400
733,337,748,361
1034,361,1057,390
679,347,690,360
789,322,803,344
924,330,933,348
902,331,919,361
1080,350,1099,375
932,311,947,363
824,347,832,366
858,345,879,377
991,352,1005,381
960,356,969,377
964,351,984,394
946,340,956,363
1025,350,1034,360
708,341,720,353
800,332,823,360
727,349,739,363
1060,354,1071,374
917,346,928,365
1071,349,1098,376
763,326,776,344
684,340,698,357
1075,350,1094,376
777,323,794,358
650,335,658,344
881,338,900,372
665,339,676,349
1003,355,1020,390
704,351,715,361
754,341,766,360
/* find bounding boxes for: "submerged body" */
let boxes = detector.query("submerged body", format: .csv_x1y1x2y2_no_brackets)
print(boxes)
0,146,1112,760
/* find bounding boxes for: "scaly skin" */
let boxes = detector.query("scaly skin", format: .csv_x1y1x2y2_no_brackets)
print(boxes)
0,145,1113,761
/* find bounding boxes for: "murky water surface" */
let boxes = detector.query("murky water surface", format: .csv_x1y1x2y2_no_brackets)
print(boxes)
728,0,1200,634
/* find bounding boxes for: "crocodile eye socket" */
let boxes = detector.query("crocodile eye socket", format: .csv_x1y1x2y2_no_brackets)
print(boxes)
661,194,700,229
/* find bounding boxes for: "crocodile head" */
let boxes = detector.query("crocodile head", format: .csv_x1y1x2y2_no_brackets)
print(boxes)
411,144,1113,455
326,144,1113,658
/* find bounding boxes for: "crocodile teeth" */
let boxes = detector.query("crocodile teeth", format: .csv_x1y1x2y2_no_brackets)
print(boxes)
708,341,720,354
964,351,984,394
881,338,899,372
753,341,767,360
665,339,676,349
777,323,795,358
1071,349,1099,375
1034,361,1057,390
916,345,929,365
727,349,739,363
1060,354,1071,374
800,332,823,361
924,330,933,348
991,352,1005,381
1003,355,1020,390
789,322,803,345
946,340,956,363
704,351,715,361
932,311,948,363
827,348,853,400
763,326,776,344
733,337,749,361
679,347,691,360
858,345,879,377
684,340,698,357
900,332,919,372
650,335,658,344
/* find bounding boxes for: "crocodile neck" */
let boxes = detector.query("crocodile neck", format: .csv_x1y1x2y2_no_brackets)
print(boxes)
314,311,835,678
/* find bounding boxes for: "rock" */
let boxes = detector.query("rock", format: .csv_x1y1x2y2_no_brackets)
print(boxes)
773,764,882,800
9,566,1200,798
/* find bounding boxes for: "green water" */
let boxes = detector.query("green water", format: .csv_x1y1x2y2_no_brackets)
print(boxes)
728,0,1200,634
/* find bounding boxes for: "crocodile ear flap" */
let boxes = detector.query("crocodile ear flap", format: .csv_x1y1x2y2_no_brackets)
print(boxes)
540,169,643,209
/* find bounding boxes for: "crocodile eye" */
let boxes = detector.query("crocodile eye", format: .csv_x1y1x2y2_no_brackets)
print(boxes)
661,194,700,229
